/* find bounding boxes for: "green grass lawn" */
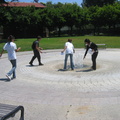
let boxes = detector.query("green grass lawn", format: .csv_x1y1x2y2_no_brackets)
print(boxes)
0,36,120,52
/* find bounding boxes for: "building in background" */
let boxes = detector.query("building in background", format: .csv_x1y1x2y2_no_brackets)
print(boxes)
1,2,46,8
0,2,46,39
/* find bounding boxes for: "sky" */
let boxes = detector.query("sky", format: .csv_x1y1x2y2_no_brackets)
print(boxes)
7,0,83,6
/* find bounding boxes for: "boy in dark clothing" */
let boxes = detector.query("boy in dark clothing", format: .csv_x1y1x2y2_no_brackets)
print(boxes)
29,36,43,66
83,39,98,70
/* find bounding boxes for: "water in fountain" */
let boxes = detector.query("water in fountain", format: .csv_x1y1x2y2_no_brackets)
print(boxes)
74,53,84,69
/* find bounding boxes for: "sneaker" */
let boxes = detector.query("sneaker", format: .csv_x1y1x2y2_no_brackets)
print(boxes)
29,62,33,66
6,74,11,81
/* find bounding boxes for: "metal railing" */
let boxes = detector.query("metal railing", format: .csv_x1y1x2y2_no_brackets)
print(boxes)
0,103,24,120
96,44,106,49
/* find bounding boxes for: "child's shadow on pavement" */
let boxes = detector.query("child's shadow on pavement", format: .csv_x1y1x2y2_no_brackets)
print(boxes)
58,69,67,71
0,78,10,82
26,65,39,67
76,69,93,72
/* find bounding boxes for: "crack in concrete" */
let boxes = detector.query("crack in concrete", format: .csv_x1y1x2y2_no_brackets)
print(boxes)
65,105,72,120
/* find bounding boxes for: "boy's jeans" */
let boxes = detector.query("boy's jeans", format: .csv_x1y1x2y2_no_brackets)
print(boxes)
7,59,16,78
64,54,74,70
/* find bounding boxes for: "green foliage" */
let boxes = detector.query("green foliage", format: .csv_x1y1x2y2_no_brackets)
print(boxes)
83,0,117,7
0,2,120,37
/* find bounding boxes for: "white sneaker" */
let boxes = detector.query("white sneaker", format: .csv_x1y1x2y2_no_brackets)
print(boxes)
6,74,11,80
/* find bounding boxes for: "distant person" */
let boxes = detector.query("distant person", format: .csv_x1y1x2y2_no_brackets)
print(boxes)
61,39,75,70
29,36,43,66
83,39,98,70
0,35,21,80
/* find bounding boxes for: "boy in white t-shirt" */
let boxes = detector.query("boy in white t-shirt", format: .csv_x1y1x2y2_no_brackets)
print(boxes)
0,35,21,80
61,39,75,70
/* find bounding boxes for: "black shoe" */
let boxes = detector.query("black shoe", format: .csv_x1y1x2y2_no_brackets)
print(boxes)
92,67,96,70
39,63,44,66
29,62,33,66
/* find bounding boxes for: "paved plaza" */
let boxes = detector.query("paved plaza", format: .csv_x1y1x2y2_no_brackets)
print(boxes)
0,49,120,120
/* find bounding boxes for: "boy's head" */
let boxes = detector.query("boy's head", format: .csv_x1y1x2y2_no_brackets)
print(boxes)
68,39,72,43
37,36,42,41
8,35,15,42
84,39,90,45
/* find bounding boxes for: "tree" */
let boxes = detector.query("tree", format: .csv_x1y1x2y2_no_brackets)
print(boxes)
52,8,65,36
45,1,54,8
88,3,120,35
51,2,65,36
88,6,103,35
100,4,120,28
82,0,117,7
33,0,39,3
1,1,120,38
75,7,90,35
39,7,54,37
41,2,65,37
0,0,5,3
62,3,80,36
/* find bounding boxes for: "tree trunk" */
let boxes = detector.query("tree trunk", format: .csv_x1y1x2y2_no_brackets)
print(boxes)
93,26,96,36
45,27,49,37
70,26,73,36
58,27,61,37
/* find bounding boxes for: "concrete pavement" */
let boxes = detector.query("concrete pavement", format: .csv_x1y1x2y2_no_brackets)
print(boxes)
0,49,120,120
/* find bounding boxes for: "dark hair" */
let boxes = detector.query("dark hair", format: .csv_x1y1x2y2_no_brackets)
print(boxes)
37,36,41,40
68,39,72,43
8,35,15,44
84,39,90,43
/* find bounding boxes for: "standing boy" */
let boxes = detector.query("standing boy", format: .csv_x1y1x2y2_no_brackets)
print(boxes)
0,35,21,80
61,39,75,70
29,36,43,66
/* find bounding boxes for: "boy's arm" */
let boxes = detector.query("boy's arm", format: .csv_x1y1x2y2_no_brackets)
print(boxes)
15,47,21,52
0,49,4,57
36,45,42,53
83,46,89,59
61,46,67,53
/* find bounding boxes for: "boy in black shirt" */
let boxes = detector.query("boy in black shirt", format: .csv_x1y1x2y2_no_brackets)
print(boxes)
29,36,43,66
83,39,98,70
